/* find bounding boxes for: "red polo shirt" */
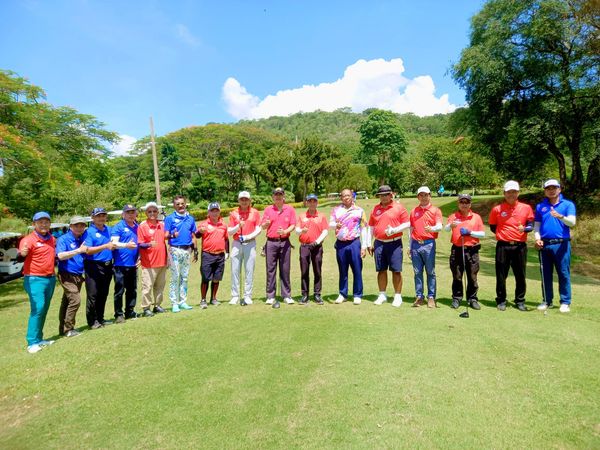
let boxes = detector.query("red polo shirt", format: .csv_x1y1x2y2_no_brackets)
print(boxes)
228,207,261,241
297,211,328,244
489,201,534,242
19,232,56,276
199,219,228,253
261,204,296,239
137,220,167,268
410,204,443,240
368,202,409,240
447,211,484,247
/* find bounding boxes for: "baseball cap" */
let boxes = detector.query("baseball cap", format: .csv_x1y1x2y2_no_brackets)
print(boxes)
208,202,221,211
458,193,472,201
238,191,251,199
91,207,107,217
69,216,87,225
272,187,285,195
122,204,137,212
375,185,393,196
32,211,51,221
543,179,560,188
504,180,520,191
417,186,431,195
143,201,159,210
306,193,318,201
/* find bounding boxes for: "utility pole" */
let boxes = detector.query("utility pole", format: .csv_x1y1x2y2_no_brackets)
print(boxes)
149,116,161,206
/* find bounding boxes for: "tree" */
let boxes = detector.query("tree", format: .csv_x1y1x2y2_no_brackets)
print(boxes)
452,0,600,193
358,109,408,185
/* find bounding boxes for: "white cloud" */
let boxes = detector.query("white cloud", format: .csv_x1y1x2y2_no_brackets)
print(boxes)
222,58,457,120
111,134,137,157
175,24,201,47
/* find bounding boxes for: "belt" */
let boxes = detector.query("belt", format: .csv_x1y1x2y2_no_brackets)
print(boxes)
413,239,434,245
171,244,192,250
237,238,255,244
543,238,570,245
498,240,525,245
267,237,289,242
377,237,402,243
300,242,319,247
337,237,359,243
87,260,112,266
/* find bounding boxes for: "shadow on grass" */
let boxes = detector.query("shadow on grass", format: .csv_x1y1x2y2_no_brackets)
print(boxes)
0,278,27,310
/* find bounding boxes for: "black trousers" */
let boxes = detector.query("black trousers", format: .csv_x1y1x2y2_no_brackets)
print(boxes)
84,260,113,326
299,244,324,296
495,241,527,305
113,266,138,318
449,244,480,301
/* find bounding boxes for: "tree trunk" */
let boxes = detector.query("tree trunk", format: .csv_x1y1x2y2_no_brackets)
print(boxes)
547,140,568,187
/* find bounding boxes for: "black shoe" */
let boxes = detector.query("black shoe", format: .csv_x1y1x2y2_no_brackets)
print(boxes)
200,300,208,309
143,309,154,318
516,302,527,311
210,299,221,306
497,302,507,311
469,300,481,310
125,311,139,320
272,300,281,309
115,315,125,324
90,321,103,330
299,295,309,305
153,306,166,313
451,298,460,309
314,294,324,305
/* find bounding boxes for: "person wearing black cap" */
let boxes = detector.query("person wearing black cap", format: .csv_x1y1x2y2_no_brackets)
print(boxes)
18,212,57,353
83,207,117,328
111,204,140,322
445,194,485,310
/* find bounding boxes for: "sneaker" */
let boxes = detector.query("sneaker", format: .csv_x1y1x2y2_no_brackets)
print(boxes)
172,304,180,313
210,299,221,306
299,296,309,305
537,302,552,311
272,300,281,309
334,294,346,304
180,303,193,310
27,344,43,354
469,300,481,310
497,302,507,311
451,298,460,309
143,309,154,318
314,295,324,305
243,297,253,305
353,297,362,305
427,297,436,309
516,302,527,312
101,320,113,326
413,297,425,307
392,295,403,308
265,298,275,305
65,330,81,337
374,294,387,305
115,315,125,324
91,320,104,329
559,303,570,313
284,297,295,304
125,311,139,319
200,300,208,309
229,296,239,305
153,306,166,313
39,339,55,347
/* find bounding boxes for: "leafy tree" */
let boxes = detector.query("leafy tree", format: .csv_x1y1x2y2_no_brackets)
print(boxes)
358,109,408,185
452,0,600,192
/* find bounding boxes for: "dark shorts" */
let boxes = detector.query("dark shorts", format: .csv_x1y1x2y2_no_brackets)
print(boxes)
201,252,225,282
374,239,403,272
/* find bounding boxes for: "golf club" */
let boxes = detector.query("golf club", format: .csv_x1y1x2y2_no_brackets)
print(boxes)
538,248,547,315
459,235,469,318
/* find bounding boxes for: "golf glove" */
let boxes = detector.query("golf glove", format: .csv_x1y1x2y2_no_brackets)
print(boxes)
460,227,471,236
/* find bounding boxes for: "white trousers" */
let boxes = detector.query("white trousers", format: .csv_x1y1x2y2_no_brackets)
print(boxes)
230,240,257,298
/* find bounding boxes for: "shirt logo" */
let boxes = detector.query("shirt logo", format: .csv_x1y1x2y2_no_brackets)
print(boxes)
542,207,548,212
36,242,43,247
174,219,180,223
501,212,508,217
124,228,130,233
149,229,155,235
96,232,101,238
415,211,421,218
70,243,76,249
376,210,382,216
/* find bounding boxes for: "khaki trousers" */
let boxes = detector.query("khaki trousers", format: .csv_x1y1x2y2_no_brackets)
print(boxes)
141,266,167,309
58,271,84,334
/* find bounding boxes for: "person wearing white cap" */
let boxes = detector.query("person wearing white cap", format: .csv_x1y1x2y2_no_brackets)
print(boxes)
409,186,443,308
534,179,576,313
227,191,261,306
489,180,535,311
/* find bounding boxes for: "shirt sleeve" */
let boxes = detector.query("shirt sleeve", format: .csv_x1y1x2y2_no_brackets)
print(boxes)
488,207,498,225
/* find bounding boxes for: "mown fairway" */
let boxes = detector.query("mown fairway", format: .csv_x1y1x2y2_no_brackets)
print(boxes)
1,197,599,449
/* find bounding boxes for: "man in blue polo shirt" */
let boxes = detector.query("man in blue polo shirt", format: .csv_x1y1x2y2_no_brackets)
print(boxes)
111,204,140,323
84,207,117,329
56,216,88,337
164,195,197,312
534,179,577,313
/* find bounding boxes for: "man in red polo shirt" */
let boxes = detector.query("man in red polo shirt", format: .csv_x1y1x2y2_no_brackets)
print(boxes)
489,180,534,311
137,202,168,317
296,193,329,305
261,187,296,309
196,202,229,309
409,186,443,308
367,185,410,307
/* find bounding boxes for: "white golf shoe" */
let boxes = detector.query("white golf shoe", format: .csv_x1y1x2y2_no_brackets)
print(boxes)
392,294,403,308
537,302,551,311
374,293,387,305
284,297,295,304
559,303,570,313
27,344,43,354
353,297,362,305
265,298,275,305
243,296,253,305
335,294,346,304
229,296,239,305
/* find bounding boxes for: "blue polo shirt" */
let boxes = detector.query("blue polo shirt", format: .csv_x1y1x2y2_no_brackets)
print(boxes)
56,230,87,275
164,212,197,246
111,219,139,267
84,223,113,262
535,195,576,239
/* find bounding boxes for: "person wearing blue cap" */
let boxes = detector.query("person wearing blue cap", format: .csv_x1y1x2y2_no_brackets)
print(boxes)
164,195,197,312
18,211,57,353
111,204,140,322
534,179,577,313
83,207,117,328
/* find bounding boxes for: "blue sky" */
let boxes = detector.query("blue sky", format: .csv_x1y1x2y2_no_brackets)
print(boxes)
1,0,484,153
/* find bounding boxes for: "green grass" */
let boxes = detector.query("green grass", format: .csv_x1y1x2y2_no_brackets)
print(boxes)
1,197,599,449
